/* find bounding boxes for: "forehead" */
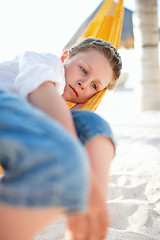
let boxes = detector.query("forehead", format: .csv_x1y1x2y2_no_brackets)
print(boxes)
71,49,109,68
72,48,104,61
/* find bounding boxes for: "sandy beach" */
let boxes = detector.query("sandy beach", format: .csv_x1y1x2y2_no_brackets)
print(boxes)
98,87,160,240
33,86,160,240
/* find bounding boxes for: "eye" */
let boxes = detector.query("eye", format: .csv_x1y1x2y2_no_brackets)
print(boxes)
91,82,97,90
80,67,87,74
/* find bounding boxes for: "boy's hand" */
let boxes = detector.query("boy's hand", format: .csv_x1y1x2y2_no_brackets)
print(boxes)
66,172,109,240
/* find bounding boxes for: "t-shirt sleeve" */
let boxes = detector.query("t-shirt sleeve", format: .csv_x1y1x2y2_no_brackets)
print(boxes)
14,51,65,98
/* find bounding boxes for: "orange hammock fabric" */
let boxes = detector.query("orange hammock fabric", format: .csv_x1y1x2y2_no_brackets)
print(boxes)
66,0,124,112
0,166,3,174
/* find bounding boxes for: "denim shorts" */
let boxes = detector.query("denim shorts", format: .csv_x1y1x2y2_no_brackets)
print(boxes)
0,91,115,213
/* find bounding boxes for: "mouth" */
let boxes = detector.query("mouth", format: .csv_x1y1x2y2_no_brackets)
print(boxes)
69,85,78,97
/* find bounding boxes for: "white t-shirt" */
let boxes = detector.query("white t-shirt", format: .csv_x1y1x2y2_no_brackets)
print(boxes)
0,51,65,98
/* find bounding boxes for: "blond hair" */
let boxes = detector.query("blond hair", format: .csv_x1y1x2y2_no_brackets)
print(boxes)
68,37,122,90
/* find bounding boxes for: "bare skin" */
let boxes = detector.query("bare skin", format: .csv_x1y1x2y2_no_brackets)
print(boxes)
66,136,115,240
28,82,77,138
0,205,64,240
62,49,113,104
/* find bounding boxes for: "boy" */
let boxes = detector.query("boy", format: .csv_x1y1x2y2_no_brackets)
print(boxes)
0,38,122,240
62,38,121,107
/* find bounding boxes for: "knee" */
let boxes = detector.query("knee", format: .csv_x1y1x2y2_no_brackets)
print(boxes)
34,132,90,200
0,134,89,186
41,135,90,212
57,134,89,178
0,138,90,212
58,136,90,192
71,110,115,146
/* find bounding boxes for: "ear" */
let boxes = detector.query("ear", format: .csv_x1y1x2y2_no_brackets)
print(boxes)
61,49,70,63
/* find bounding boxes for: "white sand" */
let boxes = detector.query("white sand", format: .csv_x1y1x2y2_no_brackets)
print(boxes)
33,87,160,240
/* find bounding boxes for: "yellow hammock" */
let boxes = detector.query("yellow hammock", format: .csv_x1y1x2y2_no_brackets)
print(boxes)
66,0,124,112
0,0,124,175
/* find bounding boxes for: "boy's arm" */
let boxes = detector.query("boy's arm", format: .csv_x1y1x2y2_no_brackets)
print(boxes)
29,81,110,240
28,81,77,138
66,170,109,240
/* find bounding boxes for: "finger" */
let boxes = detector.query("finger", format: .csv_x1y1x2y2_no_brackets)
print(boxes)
87,214,100,240
67,214,89,240
99,210,109,240
87,208,108,240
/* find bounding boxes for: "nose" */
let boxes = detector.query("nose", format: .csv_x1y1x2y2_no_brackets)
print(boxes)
78,80,89,90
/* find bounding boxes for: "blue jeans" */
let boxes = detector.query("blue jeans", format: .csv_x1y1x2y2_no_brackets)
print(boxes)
0,91,115,214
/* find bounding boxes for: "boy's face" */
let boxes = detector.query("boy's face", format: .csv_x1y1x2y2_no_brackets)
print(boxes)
62,49,113,103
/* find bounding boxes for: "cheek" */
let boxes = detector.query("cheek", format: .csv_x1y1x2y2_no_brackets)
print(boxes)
65,66,75,83
81,90,95,102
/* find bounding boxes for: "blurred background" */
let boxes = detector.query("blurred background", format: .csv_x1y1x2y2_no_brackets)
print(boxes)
0,0,137,59
0,0,159,56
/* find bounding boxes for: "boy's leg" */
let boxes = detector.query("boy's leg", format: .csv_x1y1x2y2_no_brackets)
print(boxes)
0,203,64,240
71,110,115,193
86,135,114,198
0,92,89,240
68,110,115,239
